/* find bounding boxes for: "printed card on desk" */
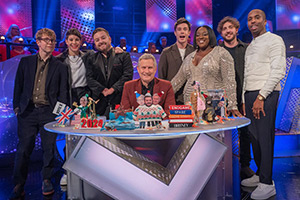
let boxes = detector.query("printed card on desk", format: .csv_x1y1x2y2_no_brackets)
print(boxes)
52,101,66,115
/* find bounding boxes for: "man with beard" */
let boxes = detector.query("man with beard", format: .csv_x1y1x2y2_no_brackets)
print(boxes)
241,9,285,199
158,18,194,105
217,16,255,180
86,27,133,117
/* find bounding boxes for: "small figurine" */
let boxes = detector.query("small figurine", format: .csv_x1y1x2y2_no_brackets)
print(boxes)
190,81,205,122
202,95,216,123
73,95,91,118
133,91,166,129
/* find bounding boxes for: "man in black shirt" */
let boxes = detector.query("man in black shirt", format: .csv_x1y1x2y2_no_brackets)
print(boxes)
218,16,255,180
86,28,133,117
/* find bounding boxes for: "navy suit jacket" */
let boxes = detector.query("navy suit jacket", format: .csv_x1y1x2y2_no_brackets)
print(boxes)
13,54,69,115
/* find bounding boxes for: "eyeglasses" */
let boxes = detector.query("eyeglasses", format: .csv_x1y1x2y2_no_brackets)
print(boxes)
38,38,57,44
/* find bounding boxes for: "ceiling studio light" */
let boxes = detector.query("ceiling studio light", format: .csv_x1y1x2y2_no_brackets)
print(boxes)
289,45,294,49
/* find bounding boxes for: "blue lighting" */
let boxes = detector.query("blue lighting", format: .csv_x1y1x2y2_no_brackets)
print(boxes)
186,15,191,21
7,8,14,14
197,20,205,26
81,12,95,21
163,8,172,16
161,23,169,30
292,15,300,23
276,5,285,13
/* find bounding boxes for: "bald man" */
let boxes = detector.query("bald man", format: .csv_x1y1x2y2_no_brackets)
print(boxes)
241,9,286,199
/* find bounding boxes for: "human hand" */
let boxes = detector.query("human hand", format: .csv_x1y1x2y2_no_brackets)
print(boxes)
115,47,123,54
252,98,265,119
227,109,243,117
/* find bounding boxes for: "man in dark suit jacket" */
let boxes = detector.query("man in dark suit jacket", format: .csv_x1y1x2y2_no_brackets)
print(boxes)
11,28,69,199
158,18,194,105
121,53,175,116
86,27,133,117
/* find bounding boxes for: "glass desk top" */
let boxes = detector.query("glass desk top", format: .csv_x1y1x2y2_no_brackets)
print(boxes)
45,117,250,140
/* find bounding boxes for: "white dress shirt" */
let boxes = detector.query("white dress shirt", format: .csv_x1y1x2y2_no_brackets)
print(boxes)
243,32,286,102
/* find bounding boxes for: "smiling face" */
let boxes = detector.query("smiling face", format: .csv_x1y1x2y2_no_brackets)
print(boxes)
247,9,267,38
221,21,238,43
93,31,112,53
144,96,153,107
174,23,190,46
195,27,210,50
66,34,81,54
137,58,156,85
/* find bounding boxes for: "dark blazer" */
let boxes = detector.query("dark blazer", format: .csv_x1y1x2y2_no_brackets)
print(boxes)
120,78,176,116
56,49,94,65
13,54,69,115
56,49,94,103
86,48,133,115
158,43,194,104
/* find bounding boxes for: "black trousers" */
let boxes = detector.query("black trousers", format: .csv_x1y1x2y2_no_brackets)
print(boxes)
245,90,279,184
13,104,57,186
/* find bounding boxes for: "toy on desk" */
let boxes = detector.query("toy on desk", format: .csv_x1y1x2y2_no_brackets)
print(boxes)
190,81,206,123
71,94,105,129
73,95,91,118
54,105,75,125
104,104,135,130
202,95,217,123
133,91,167,129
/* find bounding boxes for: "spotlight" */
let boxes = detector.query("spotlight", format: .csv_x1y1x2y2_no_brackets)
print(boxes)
289,45,294,49
155,49,159,53
145,49,148,52
82,43,87,47
0,36,5,42
122,47,126,50
18,38,24,43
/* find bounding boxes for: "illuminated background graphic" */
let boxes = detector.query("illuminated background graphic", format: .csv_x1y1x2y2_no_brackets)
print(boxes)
277,0,300,30
146,0,177,32
61,0,95,42
0,0,32,37
185,0,212,41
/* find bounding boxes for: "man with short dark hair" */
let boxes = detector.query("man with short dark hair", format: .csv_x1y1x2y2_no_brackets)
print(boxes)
241,9,286,199
86,27,133,117
217,16,255,180
121,53,175,115
158,17,194,105
11,28,69,199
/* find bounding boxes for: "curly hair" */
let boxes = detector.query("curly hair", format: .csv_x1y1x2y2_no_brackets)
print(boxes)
217,16,240,34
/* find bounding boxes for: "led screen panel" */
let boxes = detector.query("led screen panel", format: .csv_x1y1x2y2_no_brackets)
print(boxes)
277,0,300,30
0,0,32,37
146,0,177,32
185,0,212,44
61,0,95,43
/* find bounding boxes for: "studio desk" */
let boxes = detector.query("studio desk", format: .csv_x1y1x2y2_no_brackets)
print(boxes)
45,118,250,200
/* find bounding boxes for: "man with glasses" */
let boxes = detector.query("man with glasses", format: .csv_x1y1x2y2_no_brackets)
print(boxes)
11,28,69,199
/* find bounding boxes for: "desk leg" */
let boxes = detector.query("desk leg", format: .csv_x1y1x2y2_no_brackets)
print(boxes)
65,135,84,200
206,130,233,199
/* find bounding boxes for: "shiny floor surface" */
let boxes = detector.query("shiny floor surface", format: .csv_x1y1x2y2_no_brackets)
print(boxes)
0,150,299,199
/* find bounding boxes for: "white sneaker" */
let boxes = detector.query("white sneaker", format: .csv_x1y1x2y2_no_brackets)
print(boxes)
60,174,67,186
251,182,276,199
241,174,259,187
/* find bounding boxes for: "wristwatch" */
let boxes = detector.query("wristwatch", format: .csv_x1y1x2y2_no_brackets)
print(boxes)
257,94,265,101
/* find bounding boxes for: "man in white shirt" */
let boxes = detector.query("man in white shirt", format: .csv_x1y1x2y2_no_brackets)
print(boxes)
241,9,286,200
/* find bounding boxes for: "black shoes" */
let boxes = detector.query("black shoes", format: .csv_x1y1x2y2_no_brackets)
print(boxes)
9,184,25,200
42,179,54,196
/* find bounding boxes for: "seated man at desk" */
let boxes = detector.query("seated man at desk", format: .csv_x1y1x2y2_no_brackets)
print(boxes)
121,53,175,116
